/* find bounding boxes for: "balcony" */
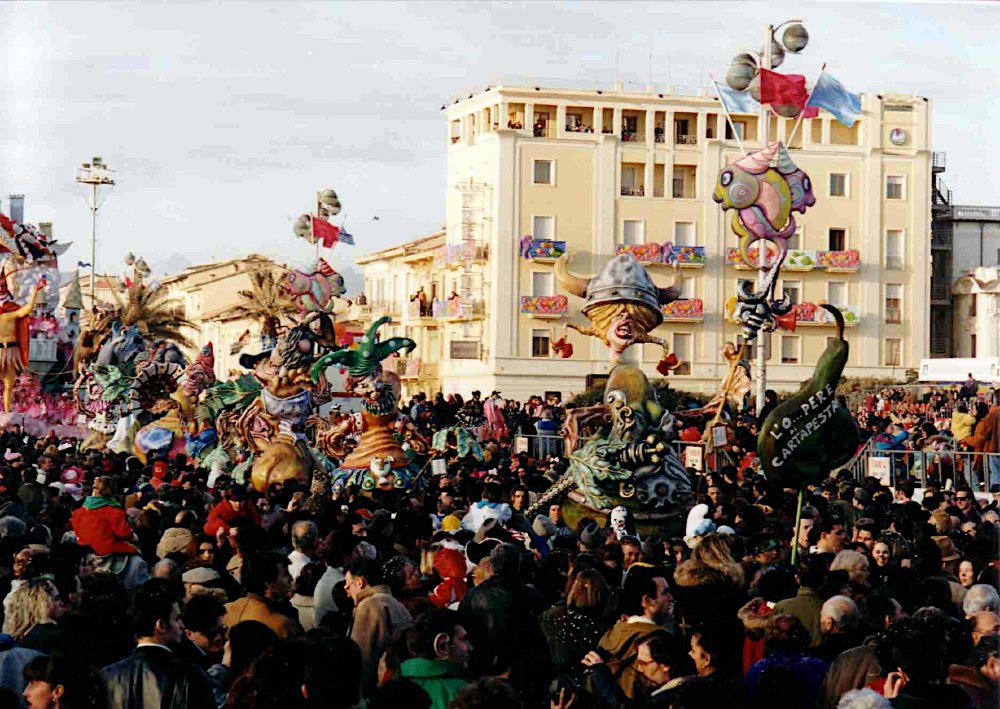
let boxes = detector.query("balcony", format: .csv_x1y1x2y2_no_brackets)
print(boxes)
793,302,860,327
433,297,485,321
348,303,373,320
372,300,401,319
406,300,436,323
532,123,552,138
816,250,860,273
521,238,566,262
932,152,946,172
387,357,433,380
621,131,646,144
29,338,58,363
784,250,820,271
437,243,488,268
614,243,706,268
520,295,568,319
885,308,902,324
660,299,704,322
621,185,645,197
675,135,698,146
725,245,780,270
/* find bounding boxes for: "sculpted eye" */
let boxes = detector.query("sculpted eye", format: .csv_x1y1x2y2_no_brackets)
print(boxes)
730,183,751,204
720,171,733,186
803,176,811,192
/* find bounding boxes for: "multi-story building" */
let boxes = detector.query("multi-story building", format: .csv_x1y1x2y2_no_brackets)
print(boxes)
359,83,934,400
952,266,1000,359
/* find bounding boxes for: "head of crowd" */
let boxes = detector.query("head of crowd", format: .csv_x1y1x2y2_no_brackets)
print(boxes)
0,382,995,709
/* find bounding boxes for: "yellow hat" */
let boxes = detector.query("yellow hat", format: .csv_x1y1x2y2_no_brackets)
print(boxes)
441,514,461,532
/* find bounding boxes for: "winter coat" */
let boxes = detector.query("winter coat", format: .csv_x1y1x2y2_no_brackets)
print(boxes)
952,412,977,442
539,605,608,677
398,658,468,709
818,641,881,709
223,594,301,640
71,497,137,556
948,663,997,709
203,499,261,537
349,584,413,690
102,645,214,709
971,408,1000,454
773,586,824,647
597,618,667,700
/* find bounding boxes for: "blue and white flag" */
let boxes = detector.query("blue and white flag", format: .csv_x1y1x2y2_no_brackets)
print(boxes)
77,261,92,269
807,72,861,127
338,229,355,246
715,82,761,114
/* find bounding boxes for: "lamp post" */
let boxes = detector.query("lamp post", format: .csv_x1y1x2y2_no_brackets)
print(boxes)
725,21,809,415
75,157,116,309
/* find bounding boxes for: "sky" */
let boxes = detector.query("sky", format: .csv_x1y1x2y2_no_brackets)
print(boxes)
1,1,997,289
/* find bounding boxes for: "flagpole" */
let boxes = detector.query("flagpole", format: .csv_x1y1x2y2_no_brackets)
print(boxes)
710,75,747,156
787,62,826,148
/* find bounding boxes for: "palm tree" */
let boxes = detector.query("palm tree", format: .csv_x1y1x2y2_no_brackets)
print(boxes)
109,280,197,348
232,263,296,339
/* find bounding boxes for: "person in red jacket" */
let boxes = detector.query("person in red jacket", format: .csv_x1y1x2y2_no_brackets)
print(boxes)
204,485,261,538
71,476,138,556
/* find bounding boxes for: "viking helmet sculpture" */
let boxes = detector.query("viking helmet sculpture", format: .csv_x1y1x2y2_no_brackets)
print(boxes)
554,253,680,326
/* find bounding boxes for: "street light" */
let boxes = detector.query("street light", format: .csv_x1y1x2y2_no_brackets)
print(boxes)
724,21,809,415
75,157,116,308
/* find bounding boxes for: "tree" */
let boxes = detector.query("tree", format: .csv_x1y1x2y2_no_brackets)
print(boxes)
109,280,197,349
232,263,296,339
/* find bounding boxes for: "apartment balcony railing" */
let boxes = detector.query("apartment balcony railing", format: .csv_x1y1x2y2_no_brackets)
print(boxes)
932,152,946,171
520,295,568,319
29,338,58,363
621,185,645,197
349,303,373,320
532,124,552,138
621,131,645,143
433,297,485,321
521,238,566,262
816,250,860,272
654,131,666,143
660,298,704,321
885,308,902,324
793,302,860,327
930,283,951,301
406,300,435,320
372,300,401,318
675,135,698,145
436,243,489,268
387,357,431,380
614,243,706,267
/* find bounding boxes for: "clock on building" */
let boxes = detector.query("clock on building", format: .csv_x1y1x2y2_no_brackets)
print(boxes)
889,128,907,146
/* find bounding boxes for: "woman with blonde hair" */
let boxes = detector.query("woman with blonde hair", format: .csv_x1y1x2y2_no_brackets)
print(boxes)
674,533,747,636
4,578,63,645
540,568,611,677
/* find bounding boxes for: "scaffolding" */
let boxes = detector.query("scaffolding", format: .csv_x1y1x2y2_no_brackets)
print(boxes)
450,179,492,349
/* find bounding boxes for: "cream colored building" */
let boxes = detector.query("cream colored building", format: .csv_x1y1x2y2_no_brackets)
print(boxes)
359,83,932,400
953,267,1000,359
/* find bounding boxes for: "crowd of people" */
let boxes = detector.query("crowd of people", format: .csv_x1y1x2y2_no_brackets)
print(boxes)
0,380,993,709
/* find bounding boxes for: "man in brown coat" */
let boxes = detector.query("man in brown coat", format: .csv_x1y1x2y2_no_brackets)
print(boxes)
345,557,413,693
224,551,301,640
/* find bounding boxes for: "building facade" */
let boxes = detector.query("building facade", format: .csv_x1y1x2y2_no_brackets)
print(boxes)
360,83,933,400
952,267,1000,359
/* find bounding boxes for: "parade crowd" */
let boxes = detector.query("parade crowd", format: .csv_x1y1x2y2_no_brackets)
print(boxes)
0,385,994,709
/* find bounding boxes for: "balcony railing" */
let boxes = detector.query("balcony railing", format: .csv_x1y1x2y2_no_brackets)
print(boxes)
349,303,373,320
816,250,860,272
675,135,698,145
793,302,860,327
521,238,566,262
621,131,645,143
433,297,486,321
406,300,434,320
436,243,488,268
930,337,950,356
532,124,552,138
932,152,946,171
520,295,568,318
931,283,951,301
614,243,706,267
372,300,401,318
660,298,704,321
952,205,1000,221
621,185,645,197
654,131,666,143
885,308,902,324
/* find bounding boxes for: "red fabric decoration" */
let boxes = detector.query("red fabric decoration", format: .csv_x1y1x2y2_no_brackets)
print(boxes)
774,310,797,332
759,69,819,118
312,217,341,248
656,353,679,376
550,336,573,359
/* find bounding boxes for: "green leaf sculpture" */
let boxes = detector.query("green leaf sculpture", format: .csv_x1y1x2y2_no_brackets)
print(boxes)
757,305,860,488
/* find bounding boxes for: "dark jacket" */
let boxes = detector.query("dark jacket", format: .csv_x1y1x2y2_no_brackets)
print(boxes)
539,606,608,677
102,645,214,709
672,561,745,637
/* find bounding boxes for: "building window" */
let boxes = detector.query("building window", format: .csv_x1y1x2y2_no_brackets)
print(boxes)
531,330,551,358
971,334,977,357
829,173,848,197
681,277,696,299
884,338,902,367
532,160,554,185
737,334,755,361
726,121,746,140
532,216,554,239
781,280,801,305
886,230,904,270
787,227,801,251
886,175,905,200
828,228,847,251
672,333,692,375
827,282,848,307
531,272,554,297
885,284,902,323
672,166,696,199
780,335,800,364
623,220,645,246
674,222,696,246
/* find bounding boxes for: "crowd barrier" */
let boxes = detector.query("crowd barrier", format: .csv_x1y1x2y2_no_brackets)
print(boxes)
845,440,1000,490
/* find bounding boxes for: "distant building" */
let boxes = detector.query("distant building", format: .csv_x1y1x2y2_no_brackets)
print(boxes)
952,266,1000,359
358,82,933,400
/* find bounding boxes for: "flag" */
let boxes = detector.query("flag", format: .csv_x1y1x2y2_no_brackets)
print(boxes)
77,261,92,269
311,216,341,249
338,229,355,246
759,69,819,118
807,72,861,127
715,82,761,114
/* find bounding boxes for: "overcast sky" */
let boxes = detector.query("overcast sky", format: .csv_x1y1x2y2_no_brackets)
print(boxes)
1,1,996,285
